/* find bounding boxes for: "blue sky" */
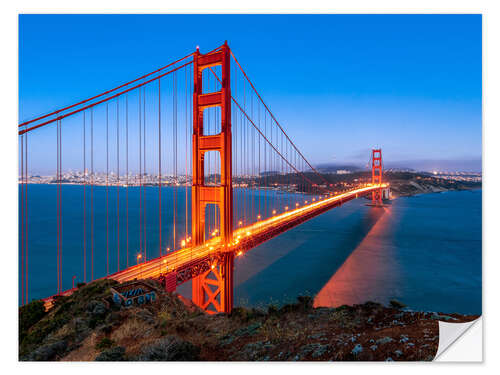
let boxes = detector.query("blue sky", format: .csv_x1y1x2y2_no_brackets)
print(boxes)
19,14,482,172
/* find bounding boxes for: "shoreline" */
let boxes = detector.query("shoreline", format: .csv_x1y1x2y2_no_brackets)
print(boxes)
389,185,481,199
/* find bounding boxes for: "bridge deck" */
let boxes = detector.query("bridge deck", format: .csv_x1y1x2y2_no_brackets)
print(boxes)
43,184,385,308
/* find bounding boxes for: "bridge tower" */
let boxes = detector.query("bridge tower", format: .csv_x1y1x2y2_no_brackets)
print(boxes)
371,149,383,204
191,42,234,314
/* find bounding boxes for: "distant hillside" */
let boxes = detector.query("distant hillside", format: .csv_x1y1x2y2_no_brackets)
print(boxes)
315,164,364,173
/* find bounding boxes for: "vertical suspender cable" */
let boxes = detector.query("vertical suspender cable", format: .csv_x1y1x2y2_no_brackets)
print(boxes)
116,99,120,272
143,86,147,260
126,95,129,268
106,103,109,275
185,65,188,250
25,131,28,302
56,121,58,294
251,93,254,223
258,101,261,219
20,135,24,304
158,78,162,268
57,119,61,293
83,112,86,282
264,109,267,218
243,79,246,224
91,108,94,281
59,119,61,293
139,87,142,259
60,120,62,293
172,72,177,250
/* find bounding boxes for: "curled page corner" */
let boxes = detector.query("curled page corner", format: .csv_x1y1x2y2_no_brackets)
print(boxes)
435,316,482,361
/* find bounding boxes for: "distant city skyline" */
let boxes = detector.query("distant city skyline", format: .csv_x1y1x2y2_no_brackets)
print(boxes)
19,14,482,173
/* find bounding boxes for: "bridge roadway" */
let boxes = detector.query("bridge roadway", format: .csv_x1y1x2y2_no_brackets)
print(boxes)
43,184,386,308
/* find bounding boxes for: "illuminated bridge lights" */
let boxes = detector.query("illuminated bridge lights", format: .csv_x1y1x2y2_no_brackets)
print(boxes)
43,185,385,311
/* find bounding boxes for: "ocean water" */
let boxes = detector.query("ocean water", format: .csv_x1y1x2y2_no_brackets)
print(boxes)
232,189,482,315
19,185,481,315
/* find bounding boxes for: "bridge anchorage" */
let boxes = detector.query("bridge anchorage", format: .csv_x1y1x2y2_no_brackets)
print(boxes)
20,41,389,314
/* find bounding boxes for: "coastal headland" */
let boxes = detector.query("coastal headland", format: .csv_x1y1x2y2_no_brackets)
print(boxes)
19,279,478,361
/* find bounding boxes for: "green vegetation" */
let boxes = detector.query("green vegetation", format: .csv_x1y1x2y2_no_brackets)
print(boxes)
19,279,119,360
389,299,407,309
19,300,46,344
95,337,115,351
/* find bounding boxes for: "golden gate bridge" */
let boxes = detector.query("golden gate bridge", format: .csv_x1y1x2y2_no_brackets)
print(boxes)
19,42,389,314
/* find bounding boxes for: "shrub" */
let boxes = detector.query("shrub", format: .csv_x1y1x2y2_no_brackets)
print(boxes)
297,296,313,310
267,304,278,315
95,337,115,351
389,300,406,309
19,300,46,342
136,335,200,361
95,346,126,361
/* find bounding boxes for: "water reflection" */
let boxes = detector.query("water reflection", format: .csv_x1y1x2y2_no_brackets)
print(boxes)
314,206,400,308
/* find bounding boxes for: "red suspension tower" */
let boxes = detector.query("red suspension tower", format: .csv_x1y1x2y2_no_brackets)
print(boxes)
191,42,234,314
371,149,383,204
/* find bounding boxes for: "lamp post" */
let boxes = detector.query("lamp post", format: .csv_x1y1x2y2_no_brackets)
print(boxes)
137,253,143,279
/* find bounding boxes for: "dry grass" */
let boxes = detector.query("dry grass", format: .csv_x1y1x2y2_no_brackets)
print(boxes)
259,317,299,343
62,331,101,361
112,318,154,343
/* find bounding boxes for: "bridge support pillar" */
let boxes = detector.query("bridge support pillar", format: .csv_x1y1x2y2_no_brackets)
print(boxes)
371,149,383,204
192,253,234,314
191,42,234,314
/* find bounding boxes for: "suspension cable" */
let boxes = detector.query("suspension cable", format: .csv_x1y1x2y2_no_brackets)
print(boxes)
19,61,193,135
19,52,195,129
229,50,330,187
